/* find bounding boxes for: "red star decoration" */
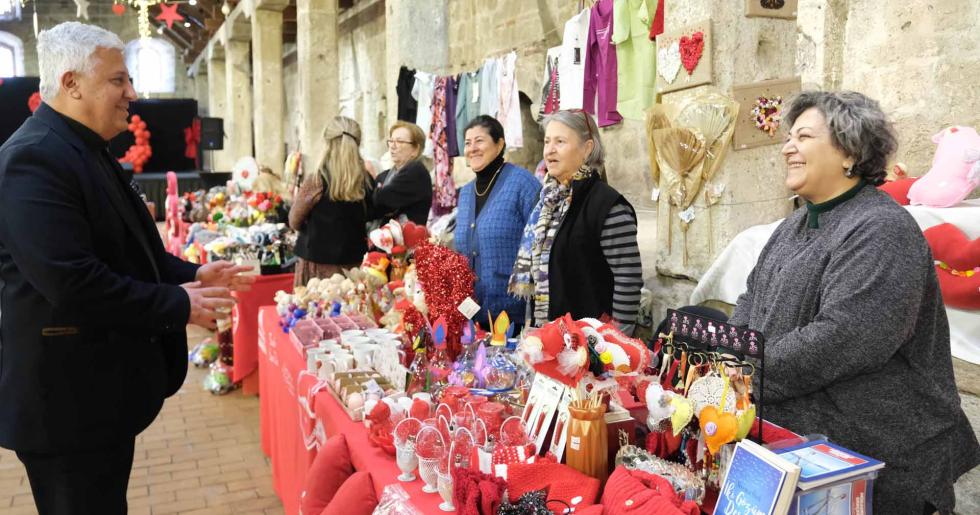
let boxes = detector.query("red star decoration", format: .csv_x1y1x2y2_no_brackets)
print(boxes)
155,2,184,30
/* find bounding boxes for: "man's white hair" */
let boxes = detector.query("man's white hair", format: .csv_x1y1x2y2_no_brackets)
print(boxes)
37,22,125,102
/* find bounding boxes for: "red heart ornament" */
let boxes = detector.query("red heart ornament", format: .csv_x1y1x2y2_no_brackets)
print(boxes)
679,31,705,75
112,3,126,16
401,222,429,249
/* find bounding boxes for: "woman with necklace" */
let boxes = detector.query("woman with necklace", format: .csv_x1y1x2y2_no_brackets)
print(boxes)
509,110,642,335
454,116,541,329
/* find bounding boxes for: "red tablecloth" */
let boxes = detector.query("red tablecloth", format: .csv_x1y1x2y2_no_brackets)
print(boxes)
258,306,315,515
233,273,293,383
258,306,445,514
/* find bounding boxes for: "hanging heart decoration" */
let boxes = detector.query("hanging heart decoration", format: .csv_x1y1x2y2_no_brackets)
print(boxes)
111,3,126,16
699,405,738,455
751,95,783,137
679,31,705,75
657,41,681,84
669,396,694,436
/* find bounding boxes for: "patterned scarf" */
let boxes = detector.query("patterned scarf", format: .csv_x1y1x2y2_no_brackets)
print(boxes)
509,168,591,326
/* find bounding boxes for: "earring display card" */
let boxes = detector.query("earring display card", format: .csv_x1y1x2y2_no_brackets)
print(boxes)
745,0,799,19
548,393,574,462
732,77,801,151
656,20,713,94
521,374,568,455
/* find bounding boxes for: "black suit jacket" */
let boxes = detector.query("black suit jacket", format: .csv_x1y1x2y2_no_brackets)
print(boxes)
0,104,198,453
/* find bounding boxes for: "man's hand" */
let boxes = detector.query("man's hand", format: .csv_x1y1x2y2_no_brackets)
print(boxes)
182,281,235,330
195,260,256,292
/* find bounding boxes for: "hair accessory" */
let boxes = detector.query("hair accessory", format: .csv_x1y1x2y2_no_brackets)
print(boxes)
341,130,360,144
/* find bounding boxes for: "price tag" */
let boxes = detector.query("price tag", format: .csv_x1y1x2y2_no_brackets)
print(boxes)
570,436,581,451
471,80,480,103
457,297,481,320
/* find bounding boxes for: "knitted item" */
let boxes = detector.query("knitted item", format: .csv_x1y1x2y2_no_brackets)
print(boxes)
601,466,699,515
453,467,507,515
505,462,601,514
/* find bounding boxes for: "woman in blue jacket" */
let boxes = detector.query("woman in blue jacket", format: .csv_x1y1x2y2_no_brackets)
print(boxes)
455,116,541,328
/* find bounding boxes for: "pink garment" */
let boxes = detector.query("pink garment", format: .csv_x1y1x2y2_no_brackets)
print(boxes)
583,0,623,127
430,76,457,216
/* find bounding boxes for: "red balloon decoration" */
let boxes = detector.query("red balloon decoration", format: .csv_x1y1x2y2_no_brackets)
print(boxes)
28,92,41,113
111,3,126,16
119,114,152,173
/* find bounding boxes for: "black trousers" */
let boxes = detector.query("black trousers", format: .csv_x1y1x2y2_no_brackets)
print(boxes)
15,438,135,515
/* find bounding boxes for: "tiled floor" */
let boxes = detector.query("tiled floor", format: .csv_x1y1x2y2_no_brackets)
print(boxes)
0,326,284,515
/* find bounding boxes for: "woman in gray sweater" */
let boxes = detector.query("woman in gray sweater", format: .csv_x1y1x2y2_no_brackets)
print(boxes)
729,91,979,514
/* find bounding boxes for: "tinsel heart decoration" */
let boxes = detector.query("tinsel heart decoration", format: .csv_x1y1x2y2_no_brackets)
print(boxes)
657,41,681,84
699,406,738,455
679,31,705,75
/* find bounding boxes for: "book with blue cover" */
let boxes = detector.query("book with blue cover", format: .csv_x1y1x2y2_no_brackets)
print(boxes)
714,439,801,515
775,440,884,490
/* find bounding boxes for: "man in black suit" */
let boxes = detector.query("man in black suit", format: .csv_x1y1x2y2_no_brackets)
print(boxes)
0,22,254,514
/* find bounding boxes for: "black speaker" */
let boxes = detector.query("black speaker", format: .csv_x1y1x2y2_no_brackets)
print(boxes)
200,117,224,150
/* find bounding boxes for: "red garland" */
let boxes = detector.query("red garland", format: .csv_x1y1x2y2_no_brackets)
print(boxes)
414,242,475,359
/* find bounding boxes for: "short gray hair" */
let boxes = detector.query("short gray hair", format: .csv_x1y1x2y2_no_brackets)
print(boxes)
783,91,897,186
542,110,606,178
37,22,125,101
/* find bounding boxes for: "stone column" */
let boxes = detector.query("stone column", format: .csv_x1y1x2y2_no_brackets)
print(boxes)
193,68,210,116
251,1,289,175
296,0,339,174
224,39,253,163
206,44,232,171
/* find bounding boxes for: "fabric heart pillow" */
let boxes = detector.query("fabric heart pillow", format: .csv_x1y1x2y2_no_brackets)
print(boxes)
907,126,980,208
924,223,980,310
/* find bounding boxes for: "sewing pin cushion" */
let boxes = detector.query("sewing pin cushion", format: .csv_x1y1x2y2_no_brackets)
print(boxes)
656,20,713,94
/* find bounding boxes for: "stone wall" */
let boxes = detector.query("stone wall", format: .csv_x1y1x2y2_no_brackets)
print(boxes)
338,1,388,160
0,2,194,99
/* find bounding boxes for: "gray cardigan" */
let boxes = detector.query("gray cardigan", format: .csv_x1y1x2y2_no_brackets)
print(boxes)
729,184,979,514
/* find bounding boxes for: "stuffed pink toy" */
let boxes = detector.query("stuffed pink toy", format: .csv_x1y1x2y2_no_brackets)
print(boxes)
908,126,980,208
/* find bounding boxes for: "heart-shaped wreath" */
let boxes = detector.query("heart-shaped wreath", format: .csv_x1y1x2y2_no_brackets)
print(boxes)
679,31,705,75
751,95,783,137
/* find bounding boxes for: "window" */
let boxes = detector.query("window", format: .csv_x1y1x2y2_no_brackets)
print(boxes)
0,1,21,22
124,38,176,94
0,31,24,77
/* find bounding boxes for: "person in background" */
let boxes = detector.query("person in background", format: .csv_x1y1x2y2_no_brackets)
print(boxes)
729,91,979,514
510,109,642,334
0,22,252,514
455,115,541,328
289,116,374,286
373,121,432,225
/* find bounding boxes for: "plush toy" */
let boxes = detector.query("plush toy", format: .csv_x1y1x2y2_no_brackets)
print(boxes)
908,126,980,208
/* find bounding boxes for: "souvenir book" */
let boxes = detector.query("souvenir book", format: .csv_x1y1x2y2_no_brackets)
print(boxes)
714,439,800,515
775,440,884,490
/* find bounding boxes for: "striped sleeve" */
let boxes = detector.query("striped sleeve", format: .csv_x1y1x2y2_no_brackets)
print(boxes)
600,203,642,335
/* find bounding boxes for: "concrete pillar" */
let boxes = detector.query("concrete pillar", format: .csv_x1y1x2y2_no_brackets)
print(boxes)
297,0,339,175
224,38,253,162
206,44,232,171
193,69,210,116
251,1,289,175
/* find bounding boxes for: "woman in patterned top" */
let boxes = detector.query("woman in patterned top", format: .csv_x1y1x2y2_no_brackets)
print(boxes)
510,110,642,334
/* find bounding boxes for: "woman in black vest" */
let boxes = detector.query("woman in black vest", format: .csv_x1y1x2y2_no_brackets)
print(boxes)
509,110,642,334
289,116,373,286
373,121,432,225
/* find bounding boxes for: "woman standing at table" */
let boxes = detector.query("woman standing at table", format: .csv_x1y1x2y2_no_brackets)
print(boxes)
509,109,642,335
373,121,432,225
728,91,979,514
455,116,541,328
289,116,373,286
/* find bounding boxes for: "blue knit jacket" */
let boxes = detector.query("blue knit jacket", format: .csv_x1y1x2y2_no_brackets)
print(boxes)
455,164,541,325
